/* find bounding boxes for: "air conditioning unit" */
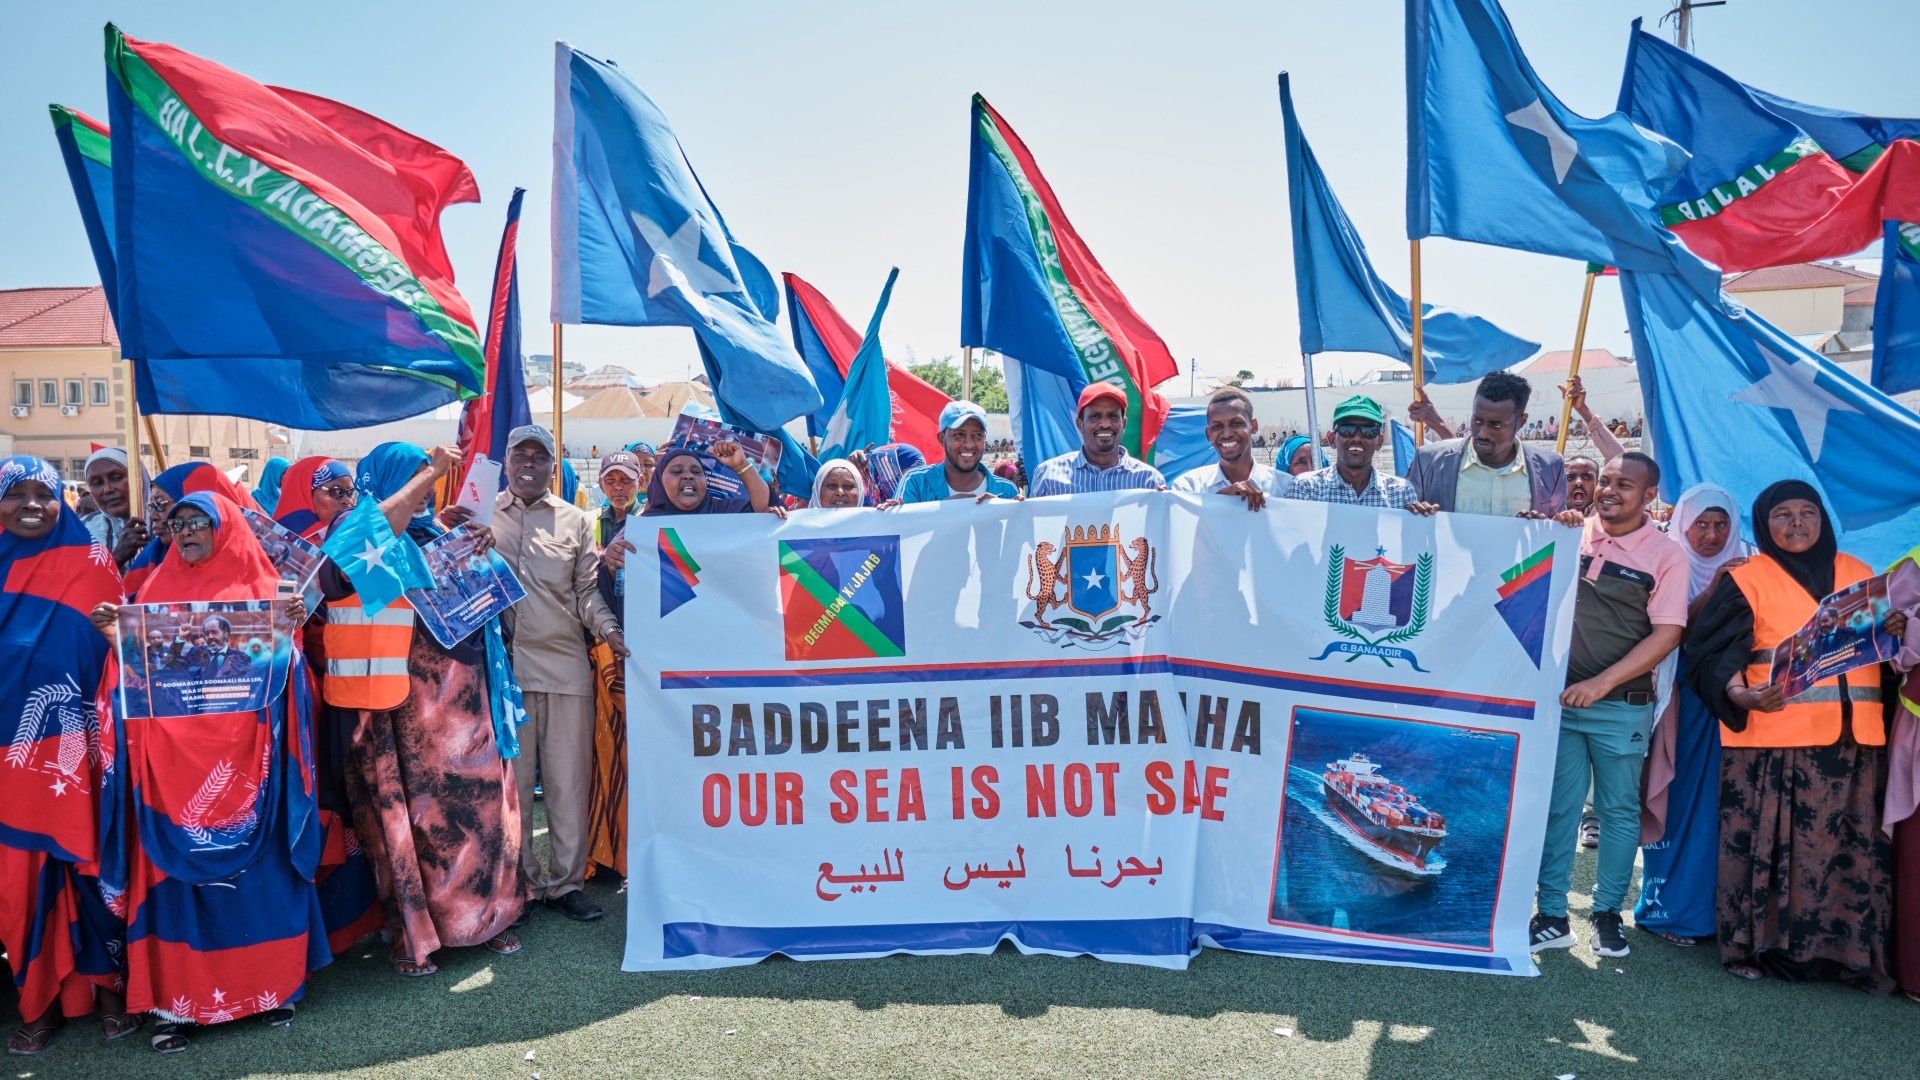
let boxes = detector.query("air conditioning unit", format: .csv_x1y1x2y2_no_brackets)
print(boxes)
60,405,79,417
9,406,28,418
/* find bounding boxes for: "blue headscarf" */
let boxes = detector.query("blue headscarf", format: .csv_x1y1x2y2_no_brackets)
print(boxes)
252,457,291,511
561,458,579,506
1280,434,1316,473
355,442,440,537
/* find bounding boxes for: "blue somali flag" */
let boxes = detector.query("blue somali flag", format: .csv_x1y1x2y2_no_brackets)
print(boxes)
1623,269,1920,567
1283,74,1535,382
819,269,900,462
1148,403,1211,484
1873,223,1920,398
551,42,820,433
1406,0,1721,305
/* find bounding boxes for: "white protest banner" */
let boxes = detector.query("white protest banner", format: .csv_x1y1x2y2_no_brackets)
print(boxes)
625,494,1576,976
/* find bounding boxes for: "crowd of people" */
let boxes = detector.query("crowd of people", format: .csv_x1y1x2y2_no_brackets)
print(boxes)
3,370,1917,1058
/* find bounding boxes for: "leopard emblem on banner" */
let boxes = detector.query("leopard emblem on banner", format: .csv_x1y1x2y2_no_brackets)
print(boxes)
1022,525,1159,651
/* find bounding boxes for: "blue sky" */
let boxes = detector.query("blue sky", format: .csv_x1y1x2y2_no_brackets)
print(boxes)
3,1,1915,390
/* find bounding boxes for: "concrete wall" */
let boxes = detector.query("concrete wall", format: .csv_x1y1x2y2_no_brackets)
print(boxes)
1732,286,1845,336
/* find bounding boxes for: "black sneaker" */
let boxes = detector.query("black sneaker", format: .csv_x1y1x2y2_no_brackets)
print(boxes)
1590,911,1630,958
1529,914,1573,951
545,890,604,922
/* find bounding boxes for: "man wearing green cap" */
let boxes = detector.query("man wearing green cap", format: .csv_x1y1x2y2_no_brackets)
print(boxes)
1285,395,1420,509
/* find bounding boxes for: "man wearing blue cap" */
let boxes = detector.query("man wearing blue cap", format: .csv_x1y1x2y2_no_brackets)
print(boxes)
895,401,1019,504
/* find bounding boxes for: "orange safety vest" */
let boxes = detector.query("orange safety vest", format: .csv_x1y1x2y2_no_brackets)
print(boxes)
1724,552,1885,748
321,595,415,711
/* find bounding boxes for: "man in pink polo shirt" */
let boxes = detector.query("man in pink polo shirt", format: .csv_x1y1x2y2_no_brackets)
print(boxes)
1531,451,1689,960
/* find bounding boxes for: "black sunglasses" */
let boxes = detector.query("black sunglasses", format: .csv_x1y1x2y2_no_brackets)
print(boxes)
165,515,215,535
1334,422,1382,439
316,484,358,503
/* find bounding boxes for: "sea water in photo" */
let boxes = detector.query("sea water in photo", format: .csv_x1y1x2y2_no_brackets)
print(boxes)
1270,707,1518,949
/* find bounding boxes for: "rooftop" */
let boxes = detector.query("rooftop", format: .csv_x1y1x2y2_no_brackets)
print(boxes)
0,285,118,348
1723,261,1878,293
1523,349,1629,373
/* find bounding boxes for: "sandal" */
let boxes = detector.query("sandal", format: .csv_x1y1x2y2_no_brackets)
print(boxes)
1652,930,1697,948
260,1006,296,1028
392,957,439,977
150,1022,193,1054
485,932,522,956
101,1012,143,1041
7,1017,62,1056
1726,962,1764,981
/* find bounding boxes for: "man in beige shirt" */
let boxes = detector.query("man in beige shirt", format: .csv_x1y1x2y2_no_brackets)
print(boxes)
492,425,628,922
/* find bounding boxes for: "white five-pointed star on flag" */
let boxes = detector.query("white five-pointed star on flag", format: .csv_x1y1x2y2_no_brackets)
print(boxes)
1504,98,1579,184
630,212,742,301
1730,346,1861,463
356,539,388,574
1082,567,1106,590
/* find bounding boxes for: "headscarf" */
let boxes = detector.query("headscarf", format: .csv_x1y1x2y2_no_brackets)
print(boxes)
810,458,868,507
83,445,149,491
561,458,580,506
124,463,265,596
0,456,120,872
1672,483,1750,600
140,492,281,603
252,456,291,512
273,456,353,541
624,440,657,456
355,442,440,538
1752,479,1837,600
1281,435,1314,472
644,447,749,516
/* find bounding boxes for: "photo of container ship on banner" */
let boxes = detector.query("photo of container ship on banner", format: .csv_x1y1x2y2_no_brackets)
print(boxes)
1320,753,1448,874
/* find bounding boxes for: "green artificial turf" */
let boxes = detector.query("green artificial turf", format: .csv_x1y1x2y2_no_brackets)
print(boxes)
8,803,1917,1080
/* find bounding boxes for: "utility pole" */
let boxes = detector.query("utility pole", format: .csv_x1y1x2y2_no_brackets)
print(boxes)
1189,357,1196,397
1662,0,1727,52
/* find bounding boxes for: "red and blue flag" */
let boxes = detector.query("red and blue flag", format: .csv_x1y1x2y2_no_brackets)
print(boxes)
784,272,951,461
49,105,119,321
101,25,485,429
460,188,534,472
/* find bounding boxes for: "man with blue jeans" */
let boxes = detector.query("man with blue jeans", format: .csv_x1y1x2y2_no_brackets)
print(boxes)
1533,453,1687,958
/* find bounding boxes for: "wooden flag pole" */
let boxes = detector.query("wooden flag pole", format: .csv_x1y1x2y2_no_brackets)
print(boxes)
143,416,168,471
962,346,975,402
1554,269,1600,456
1409,240,1426,447
125,359,143,521
551,323,565,497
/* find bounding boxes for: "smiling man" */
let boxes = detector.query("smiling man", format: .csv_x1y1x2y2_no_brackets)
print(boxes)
1532,452,1686,960
1406,371,1567,518
897,401,1018,503
490,424,627,925
1026,382,1165,497
1170,387,1291,509
1285,396,1419,509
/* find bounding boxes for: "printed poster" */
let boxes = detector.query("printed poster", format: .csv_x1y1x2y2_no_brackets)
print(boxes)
664,404,783,499
1769,572,1901,699
623,495,1578,977
115,600,288,719
240,507,325,612
406,528,527,648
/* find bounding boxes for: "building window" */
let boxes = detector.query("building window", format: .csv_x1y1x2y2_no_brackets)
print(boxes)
188,445,210,458
65,380,83,407
12,381,29,408
70,458,90,480
40,381,58,406
230,447,258,460
90,379,109,406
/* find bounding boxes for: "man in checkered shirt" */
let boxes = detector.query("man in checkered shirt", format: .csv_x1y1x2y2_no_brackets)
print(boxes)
1284,395,1426,511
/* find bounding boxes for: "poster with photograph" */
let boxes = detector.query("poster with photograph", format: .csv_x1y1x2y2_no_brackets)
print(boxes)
240,507,326,611
406,528,527,648
663,404,783,499
1769,572,1901,699
115,600,288,719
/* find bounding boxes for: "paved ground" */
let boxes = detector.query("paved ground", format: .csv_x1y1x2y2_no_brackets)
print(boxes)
7,806,1916,1080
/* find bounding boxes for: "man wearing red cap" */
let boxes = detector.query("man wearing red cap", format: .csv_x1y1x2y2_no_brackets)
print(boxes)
1027,382,1165,497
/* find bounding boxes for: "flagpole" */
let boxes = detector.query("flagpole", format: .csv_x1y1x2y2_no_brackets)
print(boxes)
1554,269,1600,456
143,416,169,471
1409,240,1426,447
551,323,564,496
1302,352,1324,468
125,359,143,521
962,346,975,402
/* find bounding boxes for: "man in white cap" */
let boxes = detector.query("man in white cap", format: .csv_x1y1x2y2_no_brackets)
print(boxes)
895,401,1018,503
491,424,627,924
80,446,147,567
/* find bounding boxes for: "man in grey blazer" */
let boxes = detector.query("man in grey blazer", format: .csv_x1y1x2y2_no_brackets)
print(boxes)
1406,371,1567,517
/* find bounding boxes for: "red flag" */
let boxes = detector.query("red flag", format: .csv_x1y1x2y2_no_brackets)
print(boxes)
783,272,952,462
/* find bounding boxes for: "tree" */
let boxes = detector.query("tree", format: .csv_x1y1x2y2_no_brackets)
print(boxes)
1231,368,1255,387
908,354,1010,413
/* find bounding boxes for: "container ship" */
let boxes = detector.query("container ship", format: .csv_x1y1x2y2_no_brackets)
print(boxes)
1321,753,1448,872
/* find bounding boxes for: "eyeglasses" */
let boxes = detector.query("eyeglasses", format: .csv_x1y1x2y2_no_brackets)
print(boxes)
316,485,358,503
1334,423,1382,439
165,515,215,535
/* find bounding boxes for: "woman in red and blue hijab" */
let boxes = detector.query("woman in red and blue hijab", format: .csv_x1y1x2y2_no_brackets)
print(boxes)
122,463,262,599
93,491,328,1052
0,456,134,1054
272,458,357,543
